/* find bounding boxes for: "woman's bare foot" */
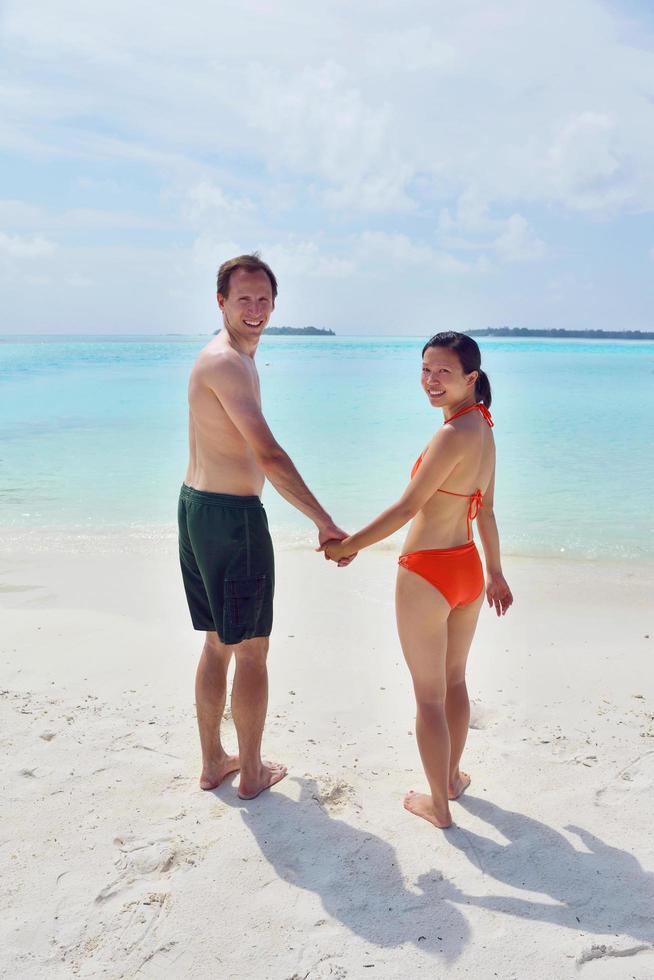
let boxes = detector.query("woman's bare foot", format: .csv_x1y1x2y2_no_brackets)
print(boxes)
238,761,287,800
448,770,471,800
199,753,240,791
403,790,452,829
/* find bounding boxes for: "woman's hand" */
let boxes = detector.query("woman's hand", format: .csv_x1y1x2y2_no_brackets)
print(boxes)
486,572,513,616
323,537,357,565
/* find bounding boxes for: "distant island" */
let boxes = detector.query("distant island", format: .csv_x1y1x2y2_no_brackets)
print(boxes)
468,327,653,340
264,326,335,336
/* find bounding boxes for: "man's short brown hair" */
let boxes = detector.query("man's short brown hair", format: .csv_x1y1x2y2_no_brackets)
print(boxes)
216,253,278,301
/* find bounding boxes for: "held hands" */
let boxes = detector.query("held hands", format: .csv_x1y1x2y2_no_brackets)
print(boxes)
322,537,358,565
316,522,358,567
486,571,513,617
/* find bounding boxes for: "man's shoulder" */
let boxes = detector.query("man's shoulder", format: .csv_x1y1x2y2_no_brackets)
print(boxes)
195,344,250,387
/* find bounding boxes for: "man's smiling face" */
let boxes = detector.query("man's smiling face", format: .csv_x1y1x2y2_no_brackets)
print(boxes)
218,268,275,340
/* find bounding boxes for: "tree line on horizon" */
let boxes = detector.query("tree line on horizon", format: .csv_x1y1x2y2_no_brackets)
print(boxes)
468,327,653,339
263,326,336,336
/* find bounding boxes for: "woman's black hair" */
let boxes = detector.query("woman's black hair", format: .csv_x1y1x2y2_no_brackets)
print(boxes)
421,331,492,408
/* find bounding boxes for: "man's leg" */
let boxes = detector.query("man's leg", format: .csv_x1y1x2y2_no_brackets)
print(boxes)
195,630,240,790
231,636,287,799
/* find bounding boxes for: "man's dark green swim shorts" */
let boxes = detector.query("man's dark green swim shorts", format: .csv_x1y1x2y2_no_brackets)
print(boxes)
178,485,274,644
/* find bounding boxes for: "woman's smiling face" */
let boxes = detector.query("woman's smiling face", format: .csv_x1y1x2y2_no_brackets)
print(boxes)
421,346,477,408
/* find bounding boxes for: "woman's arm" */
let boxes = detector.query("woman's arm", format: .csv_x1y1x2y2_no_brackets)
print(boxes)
323,427,463,560
476,466,513,615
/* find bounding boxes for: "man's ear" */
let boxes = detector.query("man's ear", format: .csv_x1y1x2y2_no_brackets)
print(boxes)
217,291,226,311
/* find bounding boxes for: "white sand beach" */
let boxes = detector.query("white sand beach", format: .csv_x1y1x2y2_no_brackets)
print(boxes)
1,536,653,979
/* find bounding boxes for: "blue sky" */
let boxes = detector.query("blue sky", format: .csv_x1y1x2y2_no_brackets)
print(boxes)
1,0,653,335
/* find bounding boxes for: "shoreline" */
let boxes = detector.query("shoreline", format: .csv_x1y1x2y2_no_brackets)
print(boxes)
1,523,653,567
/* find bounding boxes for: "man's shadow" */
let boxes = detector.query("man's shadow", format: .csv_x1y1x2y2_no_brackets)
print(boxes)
218,776,470,962
439,794,654,945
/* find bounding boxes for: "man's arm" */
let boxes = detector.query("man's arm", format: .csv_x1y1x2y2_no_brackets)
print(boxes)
205,355,345,542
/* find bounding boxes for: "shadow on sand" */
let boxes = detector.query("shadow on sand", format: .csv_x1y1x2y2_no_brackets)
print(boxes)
217,781,653,963
441,794,654,951
218,775,470,963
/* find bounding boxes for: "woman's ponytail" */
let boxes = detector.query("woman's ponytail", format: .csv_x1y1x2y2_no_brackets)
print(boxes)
475,368,492,408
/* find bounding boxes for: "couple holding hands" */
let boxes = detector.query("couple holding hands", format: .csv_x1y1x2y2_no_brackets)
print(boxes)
178,254,512,831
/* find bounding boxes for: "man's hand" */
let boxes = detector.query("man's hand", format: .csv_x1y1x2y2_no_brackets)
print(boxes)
317,521,347,554
321,537,358,567
317,523,357,566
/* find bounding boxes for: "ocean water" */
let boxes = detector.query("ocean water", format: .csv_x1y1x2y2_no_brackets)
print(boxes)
1,334,653,560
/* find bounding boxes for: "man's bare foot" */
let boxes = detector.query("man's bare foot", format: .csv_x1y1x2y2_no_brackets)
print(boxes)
403,790,452,829
238,762,287,800
199,753,240,791
448,770,471,800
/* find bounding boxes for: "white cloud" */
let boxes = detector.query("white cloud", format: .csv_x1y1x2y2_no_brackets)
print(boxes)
365,27,456,73
355,231,471,274
493,214,546,263
0,199,168,232
0,231,56,258
0,199,45,227
545,112,626,211
191,234,247,275
185,183,255,225
1,1,654,332
3,0,654,222
242,60,412,213
437,190,546,263
261,241,355,279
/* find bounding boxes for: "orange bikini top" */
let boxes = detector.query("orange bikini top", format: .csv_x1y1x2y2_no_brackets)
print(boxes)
410,402,494,541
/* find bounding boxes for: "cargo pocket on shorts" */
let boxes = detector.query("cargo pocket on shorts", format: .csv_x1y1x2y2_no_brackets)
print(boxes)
224,575,267,637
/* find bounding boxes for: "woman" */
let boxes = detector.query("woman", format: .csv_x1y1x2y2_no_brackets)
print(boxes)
324,332,513,829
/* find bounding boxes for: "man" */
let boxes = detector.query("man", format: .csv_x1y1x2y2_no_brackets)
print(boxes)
178,253,348,799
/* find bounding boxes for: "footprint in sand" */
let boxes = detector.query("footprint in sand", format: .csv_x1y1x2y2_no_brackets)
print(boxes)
58,835,200,975
311,776,356,812
469,701,498,730
595,751,654,806
595,749,654,806
293,961,348,980
60,887,176,976
96,834,202,902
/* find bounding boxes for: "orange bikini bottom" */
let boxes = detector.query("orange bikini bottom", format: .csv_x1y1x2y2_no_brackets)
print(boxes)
398,541,484,608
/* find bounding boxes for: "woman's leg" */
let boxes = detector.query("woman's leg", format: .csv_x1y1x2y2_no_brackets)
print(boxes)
445,590,484,798
395,566,453,828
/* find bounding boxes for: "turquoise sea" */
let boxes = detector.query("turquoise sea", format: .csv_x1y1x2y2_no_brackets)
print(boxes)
1,334,653,560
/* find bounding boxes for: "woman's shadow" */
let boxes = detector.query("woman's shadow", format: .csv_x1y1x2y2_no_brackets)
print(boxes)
438,794,654,947
218,775,470,962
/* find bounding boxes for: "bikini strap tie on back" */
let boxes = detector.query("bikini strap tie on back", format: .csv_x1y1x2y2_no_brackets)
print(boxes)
467,489,483,540
468,489,483,522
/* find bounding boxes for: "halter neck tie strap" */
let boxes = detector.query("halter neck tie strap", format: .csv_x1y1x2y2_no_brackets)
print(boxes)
443,402,494,427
